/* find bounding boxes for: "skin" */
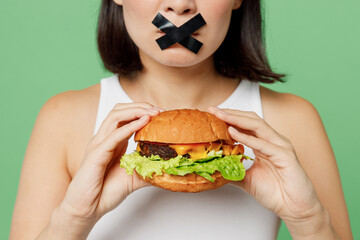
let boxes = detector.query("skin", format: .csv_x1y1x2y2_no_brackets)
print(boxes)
10,0,352,239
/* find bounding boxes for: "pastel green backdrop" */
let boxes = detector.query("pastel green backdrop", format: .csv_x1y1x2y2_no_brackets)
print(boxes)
1,0,359,238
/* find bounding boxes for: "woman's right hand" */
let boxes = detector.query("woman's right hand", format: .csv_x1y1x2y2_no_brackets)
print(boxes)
40,103,162,239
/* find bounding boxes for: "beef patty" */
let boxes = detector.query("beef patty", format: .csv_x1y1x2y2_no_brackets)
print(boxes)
139,142,189,160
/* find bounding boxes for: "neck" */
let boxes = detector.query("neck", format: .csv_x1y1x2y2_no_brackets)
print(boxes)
120,51,239,110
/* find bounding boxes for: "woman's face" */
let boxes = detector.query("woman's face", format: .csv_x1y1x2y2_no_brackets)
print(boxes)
114,0,242,67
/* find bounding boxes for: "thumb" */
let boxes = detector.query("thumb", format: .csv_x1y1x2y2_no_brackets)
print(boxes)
230,173,252,194
229,159,259,195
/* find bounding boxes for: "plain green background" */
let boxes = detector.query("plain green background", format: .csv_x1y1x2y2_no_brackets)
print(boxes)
1,0,359,238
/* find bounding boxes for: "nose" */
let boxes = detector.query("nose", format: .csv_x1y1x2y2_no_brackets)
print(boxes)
163,0,196,15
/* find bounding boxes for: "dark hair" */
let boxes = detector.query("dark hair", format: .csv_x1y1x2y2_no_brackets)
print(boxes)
97,0,284,83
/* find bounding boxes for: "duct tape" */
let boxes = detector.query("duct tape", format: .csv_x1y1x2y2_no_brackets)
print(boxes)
152,13,206,54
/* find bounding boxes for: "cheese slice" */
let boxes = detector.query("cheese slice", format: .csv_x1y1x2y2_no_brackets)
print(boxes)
170,144,195,156
170,144,206,160
170,142,222,160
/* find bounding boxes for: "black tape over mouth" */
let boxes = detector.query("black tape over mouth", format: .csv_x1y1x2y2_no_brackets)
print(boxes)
152,13,206,54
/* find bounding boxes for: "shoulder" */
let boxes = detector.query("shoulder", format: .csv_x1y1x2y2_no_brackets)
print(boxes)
42,84,100,115
259,86,323,140
36,84,100,158
39,84,100,125
260,86,318,117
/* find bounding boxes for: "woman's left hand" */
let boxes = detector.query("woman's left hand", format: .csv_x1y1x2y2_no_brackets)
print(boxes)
208,106,338,239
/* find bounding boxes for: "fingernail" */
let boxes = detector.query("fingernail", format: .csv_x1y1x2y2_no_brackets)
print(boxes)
140,115,149,121
228,126,237,133
148,109,159,113
216,108,228,115
149,106,165,112
147,107,160,113
208,106,218,113
154,106,165,112
209,106,227,113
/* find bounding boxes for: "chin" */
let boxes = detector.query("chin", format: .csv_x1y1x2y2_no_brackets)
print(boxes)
154,48,209,67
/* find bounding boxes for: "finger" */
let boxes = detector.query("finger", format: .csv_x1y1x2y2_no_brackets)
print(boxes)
230,173,252,194
208,106,266,137
96,107,159,141
228,126,283,157
102,115,151,157
112,102,164,111
210,107,288,147
91,115,151,167
208,106,260,119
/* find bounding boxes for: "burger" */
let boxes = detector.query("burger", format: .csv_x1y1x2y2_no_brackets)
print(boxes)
120,109,250,193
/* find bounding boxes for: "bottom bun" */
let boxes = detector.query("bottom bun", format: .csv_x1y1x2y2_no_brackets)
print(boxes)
137,171,230,193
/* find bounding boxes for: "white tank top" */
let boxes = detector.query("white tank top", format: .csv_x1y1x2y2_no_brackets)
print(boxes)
88,75,280,240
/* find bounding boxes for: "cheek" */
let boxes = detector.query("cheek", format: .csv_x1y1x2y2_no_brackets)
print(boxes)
122,1,158,48
200,1,234,50
122,0,156,21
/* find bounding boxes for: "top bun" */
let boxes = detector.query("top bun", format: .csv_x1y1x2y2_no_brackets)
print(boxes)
134,109,234,144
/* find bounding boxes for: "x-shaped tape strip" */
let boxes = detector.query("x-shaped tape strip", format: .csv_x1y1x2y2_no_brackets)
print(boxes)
152,13,207,54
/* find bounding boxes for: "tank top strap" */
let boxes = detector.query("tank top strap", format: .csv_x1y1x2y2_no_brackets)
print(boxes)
217,80,262,170
217,80,263,118
93,75,132,135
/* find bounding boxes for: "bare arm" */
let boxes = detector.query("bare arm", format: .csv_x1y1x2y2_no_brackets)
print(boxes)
261,88,352,239
208,89,352,239
10,91,161,239
10,93,73,239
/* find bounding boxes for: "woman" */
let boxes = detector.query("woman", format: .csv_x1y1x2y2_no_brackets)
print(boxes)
10,0,352,239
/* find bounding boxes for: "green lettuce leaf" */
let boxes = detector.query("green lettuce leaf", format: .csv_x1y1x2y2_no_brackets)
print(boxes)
193,150,223,162
164,155,245,181
195,172,215,182
120,151,246,182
